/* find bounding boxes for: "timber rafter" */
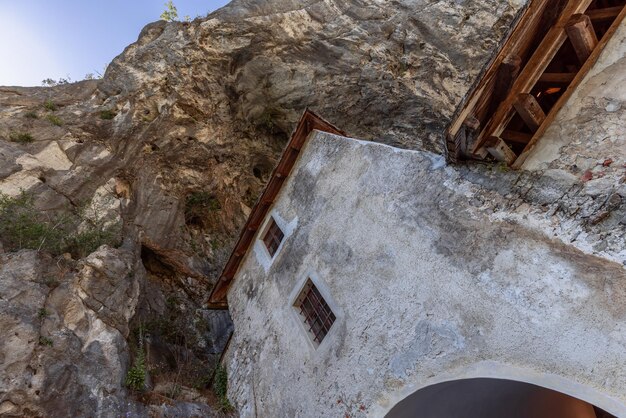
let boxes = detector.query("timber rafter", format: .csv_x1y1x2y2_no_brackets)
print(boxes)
446,0,626,168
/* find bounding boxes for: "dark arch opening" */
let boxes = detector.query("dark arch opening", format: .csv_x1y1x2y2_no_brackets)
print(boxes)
385,378,616,418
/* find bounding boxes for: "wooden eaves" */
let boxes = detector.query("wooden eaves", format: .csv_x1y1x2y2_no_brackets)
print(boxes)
207,109,345,309
447,0,626,168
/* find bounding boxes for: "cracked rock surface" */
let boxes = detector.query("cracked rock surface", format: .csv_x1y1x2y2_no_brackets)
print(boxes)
0,0,528,416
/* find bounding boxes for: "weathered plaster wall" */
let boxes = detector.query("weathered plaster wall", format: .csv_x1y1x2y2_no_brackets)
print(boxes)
522,20,626,189
225,132,626,418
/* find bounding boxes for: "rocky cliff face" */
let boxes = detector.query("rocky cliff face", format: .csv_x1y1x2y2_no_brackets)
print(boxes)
0,0,526,416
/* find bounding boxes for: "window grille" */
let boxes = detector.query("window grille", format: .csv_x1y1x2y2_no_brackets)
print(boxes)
262,218,284,257
294,279,336,344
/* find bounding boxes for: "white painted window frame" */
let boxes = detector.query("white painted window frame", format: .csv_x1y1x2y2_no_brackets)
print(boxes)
288,271,342,350
252,210,296,272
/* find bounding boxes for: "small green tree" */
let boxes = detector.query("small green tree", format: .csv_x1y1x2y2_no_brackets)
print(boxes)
125,348,146,391
160,1,178,21
126,325,147,391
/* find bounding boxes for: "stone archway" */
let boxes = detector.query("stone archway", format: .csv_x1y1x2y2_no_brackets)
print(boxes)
385,378,615,418
371,362,626,418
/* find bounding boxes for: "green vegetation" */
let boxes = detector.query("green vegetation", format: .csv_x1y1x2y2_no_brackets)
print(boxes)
43,99,57,111
129,305,217,397
125,348,147,391
259,107,278,132
213,364,233,411
184,192,221,228
192,375,211,390
0,192,120,258
495,162,511,173
166,384,182,399
398,61,410,75
160,0,178,21
140,318,180,347
99,109,116,120
126,325,147,391
47,114,63,126
0,193,67,254
66,226,117,259
186,191,221,212
41,276,60,289
38,308,49,319
9,132,34,143
42,77,70,87
38,336,53,347
24,111,38,119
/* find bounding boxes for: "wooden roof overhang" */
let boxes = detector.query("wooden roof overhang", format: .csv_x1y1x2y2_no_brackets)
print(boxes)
447,0,626,168
207,110,345,309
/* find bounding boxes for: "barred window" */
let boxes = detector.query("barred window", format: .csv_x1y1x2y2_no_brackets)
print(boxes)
294,279,336,344
262,218,284,257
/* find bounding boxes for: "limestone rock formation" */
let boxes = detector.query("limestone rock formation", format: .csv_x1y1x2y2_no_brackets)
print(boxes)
0,0,527,415
0,249,133,417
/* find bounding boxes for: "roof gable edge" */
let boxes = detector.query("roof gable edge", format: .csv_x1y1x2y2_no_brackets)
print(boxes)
207,109,345,308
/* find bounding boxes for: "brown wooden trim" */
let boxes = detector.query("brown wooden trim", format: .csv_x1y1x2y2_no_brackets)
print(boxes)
513,4,626,169
207,109,345,308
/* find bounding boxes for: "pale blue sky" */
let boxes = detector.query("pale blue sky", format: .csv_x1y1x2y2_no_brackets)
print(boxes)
0,0,230,86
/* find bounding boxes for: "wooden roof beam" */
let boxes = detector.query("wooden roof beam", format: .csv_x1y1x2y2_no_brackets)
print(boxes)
565,14,599,64
447,0,551,140
538,72,577,83
586,5,623,22
501,129,533,145
472,0,594,154
491,54,522,114
513,5,626,168
513,93,546,132
485,137,518,165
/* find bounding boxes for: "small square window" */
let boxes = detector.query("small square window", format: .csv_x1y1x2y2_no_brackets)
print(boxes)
294,279,336,344
262,218,284,257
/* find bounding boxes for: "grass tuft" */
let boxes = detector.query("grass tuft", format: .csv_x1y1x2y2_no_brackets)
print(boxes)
99,109,116,120
38,336,53,347
0,191,120,258
9,132,34,143
47,115,63,126
43,100,57,111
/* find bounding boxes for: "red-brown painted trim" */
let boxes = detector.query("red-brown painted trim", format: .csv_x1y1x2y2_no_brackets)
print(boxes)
207,109,345,308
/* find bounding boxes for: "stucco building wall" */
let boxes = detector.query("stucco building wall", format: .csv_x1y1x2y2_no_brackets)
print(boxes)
223,19,626,417
224,131,626,418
